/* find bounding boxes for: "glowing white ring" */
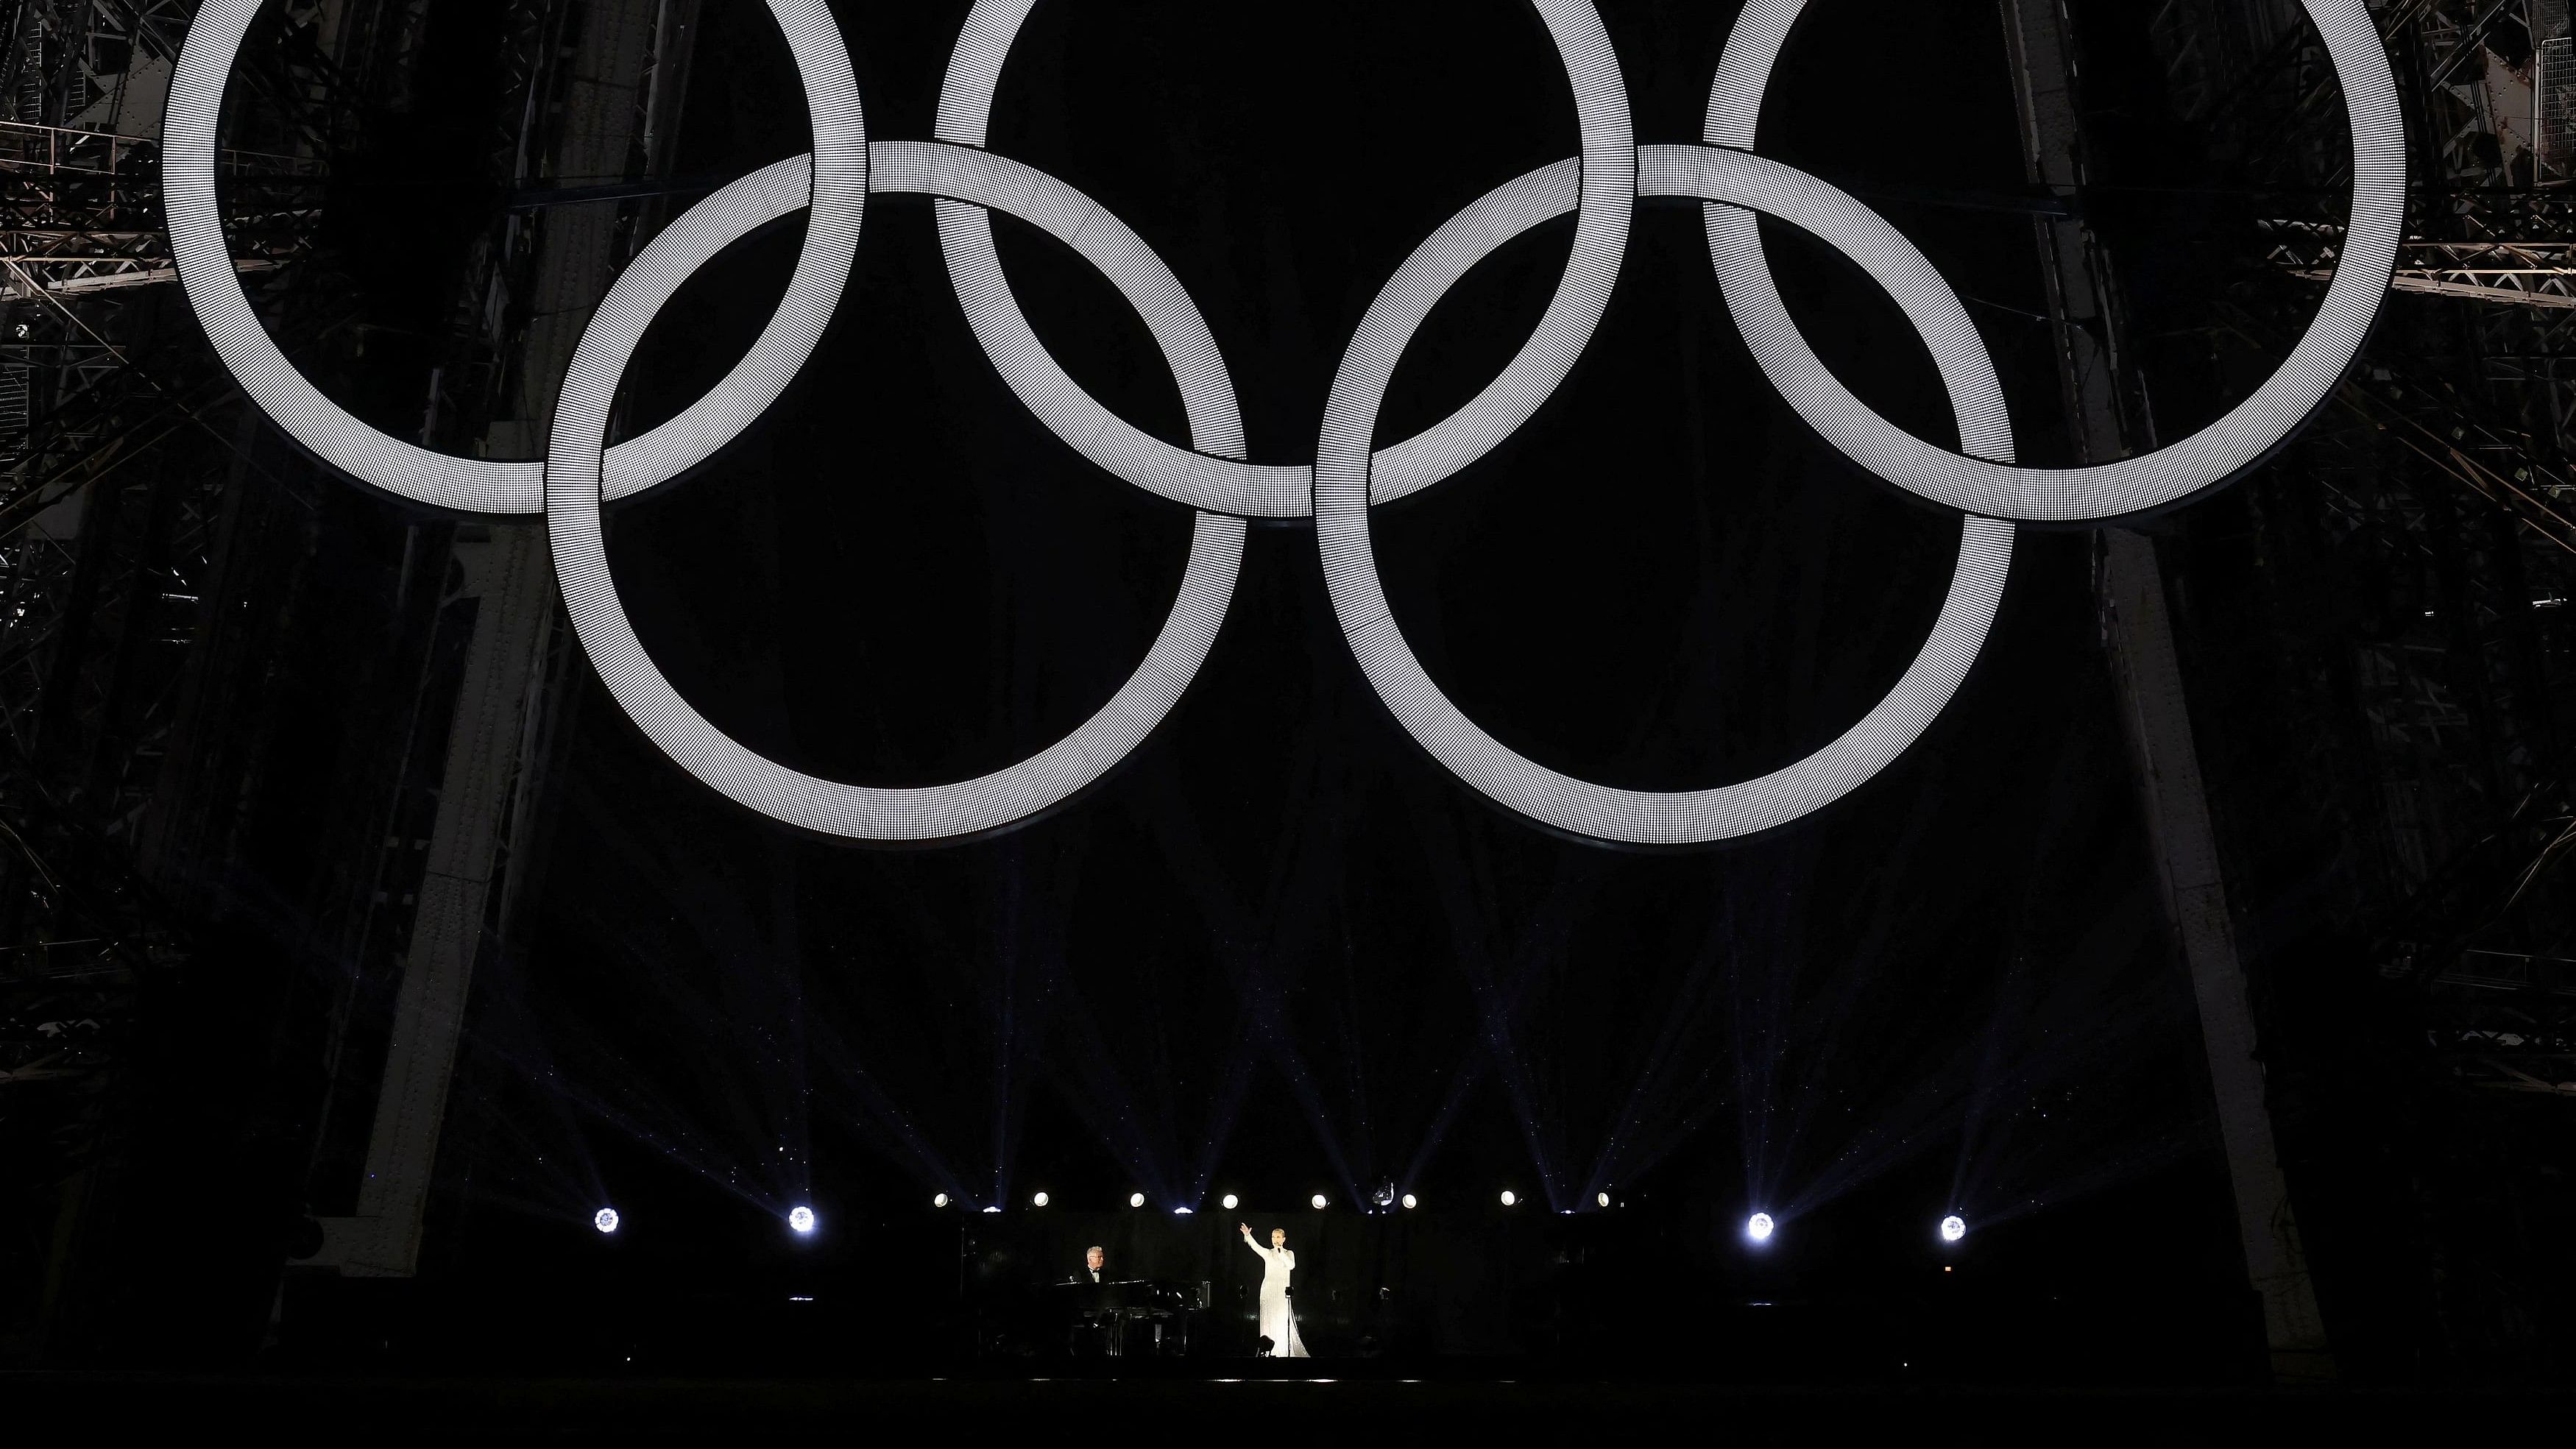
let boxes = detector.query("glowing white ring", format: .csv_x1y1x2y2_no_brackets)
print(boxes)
1705,0,2403,522
928,0,1635,520
1311,144,2015,846
546,142,1248,842
163,0,868,514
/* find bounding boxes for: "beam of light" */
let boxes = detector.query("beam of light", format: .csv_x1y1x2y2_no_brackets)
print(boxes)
1001,909,1183,1209
1402,804,1626,1211
1585,885,1732,1201
804,1016,972,1208
1950,890,2195,1239
1130,776,1366,1213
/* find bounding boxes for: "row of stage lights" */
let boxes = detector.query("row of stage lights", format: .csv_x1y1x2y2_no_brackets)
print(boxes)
587,1202,1975,1246
1738,1211,1970,1247
590,1204,817,1236
927,1190,1554,1212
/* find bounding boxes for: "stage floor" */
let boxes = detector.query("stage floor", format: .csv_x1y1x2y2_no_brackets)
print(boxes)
8,1370,2569,1438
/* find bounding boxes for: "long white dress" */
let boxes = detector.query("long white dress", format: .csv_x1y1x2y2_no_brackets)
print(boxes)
1245,1237,1309,1357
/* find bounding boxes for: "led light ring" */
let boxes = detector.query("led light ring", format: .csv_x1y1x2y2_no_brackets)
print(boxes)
1704,0,2404,522
1310,142,2015,846
163,0,868,515
928,0,1636,520
546,147,1250,842
871,139,1249,470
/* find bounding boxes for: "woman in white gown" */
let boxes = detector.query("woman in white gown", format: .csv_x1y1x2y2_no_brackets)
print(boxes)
1238,1222,1309,1358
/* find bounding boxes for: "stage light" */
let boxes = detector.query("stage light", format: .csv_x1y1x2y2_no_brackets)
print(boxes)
1311,1194,1327,1210
1222,1194,1239,1210
933,1193,949,1208
593,1208,620,1234
982,1206,999,1214
1401,1194,1418,1210
1032,1191,1050,1208
1174,1206,1194,1215
1745,1212,1774,1244
1499,1191,1517,1207
1596,1192,1610,1208
788,1205,816,1235
1130,1193,1147,1208
1940,1214,1967,1243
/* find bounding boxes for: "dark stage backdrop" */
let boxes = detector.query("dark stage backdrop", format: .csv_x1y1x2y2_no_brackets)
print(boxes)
266,0,2248,1372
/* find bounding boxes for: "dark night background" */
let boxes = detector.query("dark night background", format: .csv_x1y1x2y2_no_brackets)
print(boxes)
435,0,2225,1375
12,0,2570,1406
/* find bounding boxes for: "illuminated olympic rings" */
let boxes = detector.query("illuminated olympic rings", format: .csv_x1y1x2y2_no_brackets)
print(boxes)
163,0,2402,845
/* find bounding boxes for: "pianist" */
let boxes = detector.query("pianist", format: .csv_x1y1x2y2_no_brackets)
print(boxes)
1074,1245,1109,1283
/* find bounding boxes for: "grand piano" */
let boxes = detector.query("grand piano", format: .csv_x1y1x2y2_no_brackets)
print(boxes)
1049,1278,1209,1356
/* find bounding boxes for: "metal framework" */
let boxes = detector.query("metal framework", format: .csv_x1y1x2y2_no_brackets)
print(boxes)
2148,0,2575,1083
4,0,695,1342
0,0,366,1350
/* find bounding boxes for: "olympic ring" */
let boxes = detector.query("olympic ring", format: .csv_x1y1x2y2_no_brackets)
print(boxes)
929,0,1637,520
547,144,1248,840
166,0,868,515
162,1,2405,845
1705,0,2404,521
1312,145,2017,845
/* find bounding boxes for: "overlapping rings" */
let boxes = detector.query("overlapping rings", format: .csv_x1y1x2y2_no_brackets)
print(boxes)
163,0,2402,845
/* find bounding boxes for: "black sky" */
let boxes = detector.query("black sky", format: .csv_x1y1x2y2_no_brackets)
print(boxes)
383,0,2232,1319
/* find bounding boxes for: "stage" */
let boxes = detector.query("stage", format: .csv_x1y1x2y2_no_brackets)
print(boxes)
6,1370,2563,1439
251,1190,2278,1387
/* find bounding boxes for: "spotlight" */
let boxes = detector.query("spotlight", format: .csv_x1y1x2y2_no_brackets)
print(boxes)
1311,1194,1327,1210
981,1206,1000,1214
933,1193,949,1208
1499,1191,1517,1207
1940,1214,1967,1243
788,1205,816,1235
1032,1191,1050,1208
1222,1194,1239,1211
1745,1212,1774,1244
1596,1191,1610,1208
593,1208,620,1234
1401,1194,1418,1210
1174,1206,1194,1216
1130,1193,1146,1208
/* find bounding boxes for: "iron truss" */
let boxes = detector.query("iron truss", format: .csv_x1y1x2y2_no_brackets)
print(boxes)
0,0,372,1299
2142,0,2576,1097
